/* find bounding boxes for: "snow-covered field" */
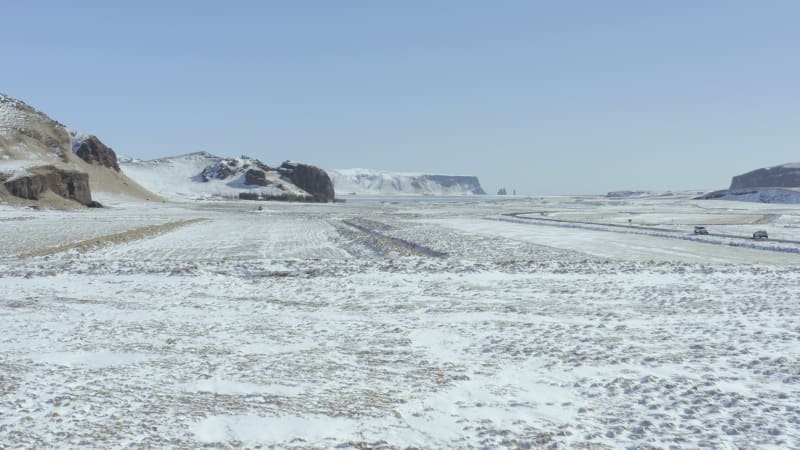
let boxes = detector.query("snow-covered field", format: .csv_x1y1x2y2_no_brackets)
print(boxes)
1,195,800,448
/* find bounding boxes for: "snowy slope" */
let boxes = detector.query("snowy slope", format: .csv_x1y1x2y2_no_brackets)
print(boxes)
715,188,800,204
0,92,71,173
119,152,311,201
329,168,486,196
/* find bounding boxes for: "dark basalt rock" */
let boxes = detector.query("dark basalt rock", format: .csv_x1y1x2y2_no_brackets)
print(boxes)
730,164,800,190
244,169,270,186
4,166,93,205
201,159,238,181
278,161,335,202
74,136,120,171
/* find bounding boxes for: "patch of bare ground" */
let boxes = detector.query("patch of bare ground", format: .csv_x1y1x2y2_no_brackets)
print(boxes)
16,218,207,259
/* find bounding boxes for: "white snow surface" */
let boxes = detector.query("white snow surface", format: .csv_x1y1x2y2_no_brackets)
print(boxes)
119,152,310,201
329,167,486,196
2,194,800,448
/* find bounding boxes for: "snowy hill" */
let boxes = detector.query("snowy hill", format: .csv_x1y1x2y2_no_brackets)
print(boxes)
328,168,486,196
120,152,334,202
0,92,157,205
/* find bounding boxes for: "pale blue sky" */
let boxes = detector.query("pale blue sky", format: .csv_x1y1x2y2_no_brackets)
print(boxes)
2,1,798,194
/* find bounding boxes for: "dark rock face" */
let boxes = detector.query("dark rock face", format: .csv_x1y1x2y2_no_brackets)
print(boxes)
201,159,238,182
730,164,800,190
4,166,93,205
74,136,120,171
244,169,269,186
278,161,335,202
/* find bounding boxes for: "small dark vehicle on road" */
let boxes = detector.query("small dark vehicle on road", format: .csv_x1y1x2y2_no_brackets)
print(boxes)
753,230,768,240
693,226,709,235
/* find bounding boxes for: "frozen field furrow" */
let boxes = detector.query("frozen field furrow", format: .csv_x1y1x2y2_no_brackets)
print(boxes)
95,213,351,261
0,215,176,257
1,197,800,448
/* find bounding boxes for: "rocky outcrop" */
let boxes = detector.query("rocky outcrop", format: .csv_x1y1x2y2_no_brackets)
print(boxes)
730,163,800,190
74,135,120,171
200,158,239,182
0,93,159,204
3,166,93,205
244,169,269,186
244,160,272,172
279,161,335,202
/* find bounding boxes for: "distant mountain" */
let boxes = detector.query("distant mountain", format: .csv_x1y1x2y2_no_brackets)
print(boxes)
120,152,335,202
730,162,800,191
606,190,651,198
696,162,800,204
0,92,156,206
328,168,486,196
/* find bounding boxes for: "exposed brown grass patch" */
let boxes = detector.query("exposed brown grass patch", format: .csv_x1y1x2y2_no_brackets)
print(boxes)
17,218,207,259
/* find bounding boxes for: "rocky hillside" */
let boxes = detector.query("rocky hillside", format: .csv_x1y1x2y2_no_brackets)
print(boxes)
120,153,335,202
730,163,800,190
696,162,800,204
328,168,486,196
0,92,157,206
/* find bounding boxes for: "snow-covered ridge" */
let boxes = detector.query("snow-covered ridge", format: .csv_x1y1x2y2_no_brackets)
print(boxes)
606,190,651,198
0,92,62,133
119,152,312,201
328,168,486,196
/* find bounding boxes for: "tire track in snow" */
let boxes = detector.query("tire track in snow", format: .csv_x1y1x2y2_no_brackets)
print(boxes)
337,220,447,258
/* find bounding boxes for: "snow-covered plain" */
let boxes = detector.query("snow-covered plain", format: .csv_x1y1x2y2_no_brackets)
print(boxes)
1,194,800,448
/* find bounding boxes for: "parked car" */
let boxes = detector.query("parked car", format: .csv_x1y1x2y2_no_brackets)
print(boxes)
753,230,768,240
693,226,709,235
